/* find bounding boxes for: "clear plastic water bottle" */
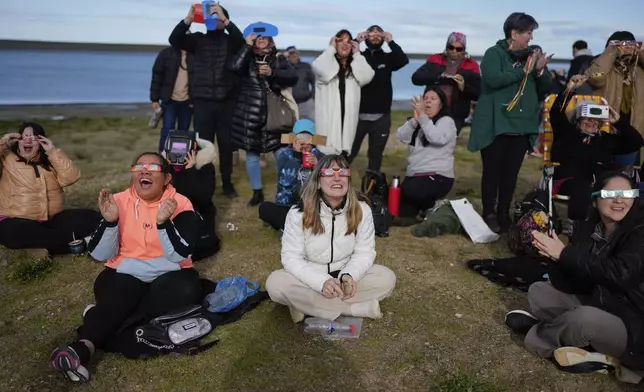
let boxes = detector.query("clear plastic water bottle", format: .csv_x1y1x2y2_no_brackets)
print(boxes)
303,318,355,336
205,285,242,313
148,107,163,129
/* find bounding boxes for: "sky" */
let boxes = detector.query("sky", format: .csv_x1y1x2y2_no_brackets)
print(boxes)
1,0,643,58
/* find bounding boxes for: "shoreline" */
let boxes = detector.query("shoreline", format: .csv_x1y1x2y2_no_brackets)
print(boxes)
0,101,414,120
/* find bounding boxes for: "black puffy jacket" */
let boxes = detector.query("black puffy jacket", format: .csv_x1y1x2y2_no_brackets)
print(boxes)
150,47,192,103
169,20,244,101
553,203,644,369
229,45,298,154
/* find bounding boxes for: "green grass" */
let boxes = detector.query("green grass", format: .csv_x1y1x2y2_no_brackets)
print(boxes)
0,113,632,392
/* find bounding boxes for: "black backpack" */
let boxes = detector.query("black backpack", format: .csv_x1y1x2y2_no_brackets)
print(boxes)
361,170,389,237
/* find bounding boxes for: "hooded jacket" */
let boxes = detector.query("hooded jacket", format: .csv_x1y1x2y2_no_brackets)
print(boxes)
229,45,299,154
553,203,644,369
567,49,594,83
0,148,80,221
88,185,197,282
281,200,376,293
359,41,409,114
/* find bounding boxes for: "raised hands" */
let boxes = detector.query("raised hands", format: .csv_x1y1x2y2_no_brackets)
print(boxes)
184,4,195,24
246,33,257,46
184,150,197,169
157,198,178,225
37,135,54,152
0,133,21,152
98,189,119,223
411,96,424,122
536,52,554,72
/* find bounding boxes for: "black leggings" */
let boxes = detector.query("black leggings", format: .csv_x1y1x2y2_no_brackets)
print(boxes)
0,209,101,254
399,175,454,217
558,177,592,221
77,268,201,348
480,135,529,219
258,202,292,231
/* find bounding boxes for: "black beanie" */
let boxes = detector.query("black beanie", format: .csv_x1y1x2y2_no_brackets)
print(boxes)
605,31,636,47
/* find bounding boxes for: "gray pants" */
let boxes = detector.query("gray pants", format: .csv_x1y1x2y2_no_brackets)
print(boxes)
297,98,315,121
524,282,628,359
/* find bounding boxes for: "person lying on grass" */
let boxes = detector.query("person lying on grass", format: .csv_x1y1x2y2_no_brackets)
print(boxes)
50,152,203,383
505,172,644,382
0,122,101,258
265,154,396,323
391,86,457,228
259,119,324,233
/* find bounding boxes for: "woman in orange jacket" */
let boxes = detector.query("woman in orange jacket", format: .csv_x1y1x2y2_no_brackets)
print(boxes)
0,122,101,257
50,152,202,383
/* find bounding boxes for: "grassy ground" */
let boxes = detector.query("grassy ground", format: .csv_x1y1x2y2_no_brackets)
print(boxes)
0,112,633,392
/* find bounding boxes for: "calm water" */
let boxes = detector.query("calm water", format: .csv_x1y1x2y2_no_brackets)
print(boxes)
0,50,567,105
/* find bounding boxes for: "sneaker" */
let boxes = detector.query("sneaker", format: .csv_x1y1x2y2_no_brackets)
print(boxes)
505,310,538,335
51,346,91,382
222,183,238,199
554,347,618,375
83,304,95,318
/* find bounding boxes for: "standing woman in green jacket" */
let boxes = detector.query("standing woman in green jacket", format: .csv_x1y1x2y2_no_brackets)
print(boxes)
468,12,553,233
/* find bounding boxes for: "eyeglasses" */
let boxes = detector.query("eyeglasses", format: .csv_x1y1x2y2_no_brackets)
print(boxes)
21,135,37,141
447,45,464,52
130,163,164,173
592,189,639,199
320,168,351,177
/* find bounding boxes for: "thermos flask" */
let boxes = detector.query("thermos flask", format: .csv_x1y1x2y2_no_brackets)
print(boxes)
387,175,401,217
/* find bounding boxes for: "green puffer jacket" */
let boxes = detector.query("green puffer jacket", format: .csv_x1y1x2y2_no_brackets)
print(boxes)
468,40,552,152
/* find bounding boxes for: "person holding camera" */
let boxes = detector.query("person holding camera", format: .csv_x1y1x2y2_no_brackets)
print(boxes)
169,3,244,198
0,123,101,258
411,32,481,136
50,152,201,383
229,27,299,207
468,12,553,233
265,154,396,323
312,30,375,156
259,119,324,232
548,91,643,221
571,31,644,169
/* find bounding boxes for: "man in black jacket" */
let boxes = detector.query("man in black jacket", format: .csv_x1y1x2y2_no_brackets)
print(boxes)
286,46,315,121
150,46,192,153
169,3,244,198
348,25,409,172
567,40,594,83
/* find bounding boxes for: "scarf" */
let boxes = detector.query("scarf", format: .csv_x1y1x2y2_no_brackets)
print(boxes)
613,54,638,114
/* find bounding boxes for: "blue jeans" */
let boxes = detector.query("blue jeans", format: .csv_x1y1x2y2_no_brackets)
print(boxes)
159,100,192,152
246,150,282,191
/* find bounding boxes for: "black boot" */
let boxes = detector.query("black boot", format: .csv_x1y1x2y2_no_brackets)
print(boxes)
484,214,501,234
248,189,264,207
222,182,238,198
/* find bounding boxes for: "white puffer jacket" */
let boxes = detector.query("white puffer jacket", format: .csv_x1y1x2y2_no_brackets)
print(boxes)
281,200,376,293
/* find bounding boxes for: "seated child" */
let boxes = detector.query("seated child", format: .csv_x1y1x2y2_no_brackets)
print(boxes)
259,119,324,232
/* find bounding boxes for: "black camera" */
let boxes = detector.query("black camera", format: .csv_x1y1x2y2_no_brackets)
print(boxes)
164,130,197,166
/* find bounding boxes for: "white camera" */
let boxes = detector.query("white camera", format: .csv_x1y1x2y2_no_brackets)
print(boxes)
576,103,609,121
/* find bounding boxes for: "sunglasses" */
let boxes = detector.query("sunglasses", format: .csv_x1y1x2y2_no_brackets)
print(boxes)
447,45,464,52
320,168,351,177
130,163,164,173
21,135,37,141
592,189,639,199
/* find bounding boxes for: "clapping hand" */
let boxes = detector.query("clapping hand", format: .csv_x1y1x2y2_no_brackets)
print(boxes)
532,231,565,261
157,198,178,226
536,52,554,72
98,189,119,223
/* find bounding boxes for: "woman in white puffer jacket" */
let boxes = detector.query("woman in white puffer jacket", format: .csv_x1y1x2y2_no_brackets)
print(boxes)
266,154,396,323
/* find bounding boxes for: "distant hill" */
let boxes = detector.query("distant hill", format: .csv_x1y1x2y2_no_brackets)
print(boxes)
0,39,572,65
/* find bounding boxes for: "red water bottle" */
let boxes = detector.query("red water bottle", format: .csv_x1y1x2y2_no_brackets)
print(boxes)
302,146,314,169
388,175,401,217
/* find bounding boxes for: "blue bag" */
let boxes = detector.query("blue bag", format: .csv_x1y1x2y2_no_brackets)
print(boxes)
205,277,260,313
